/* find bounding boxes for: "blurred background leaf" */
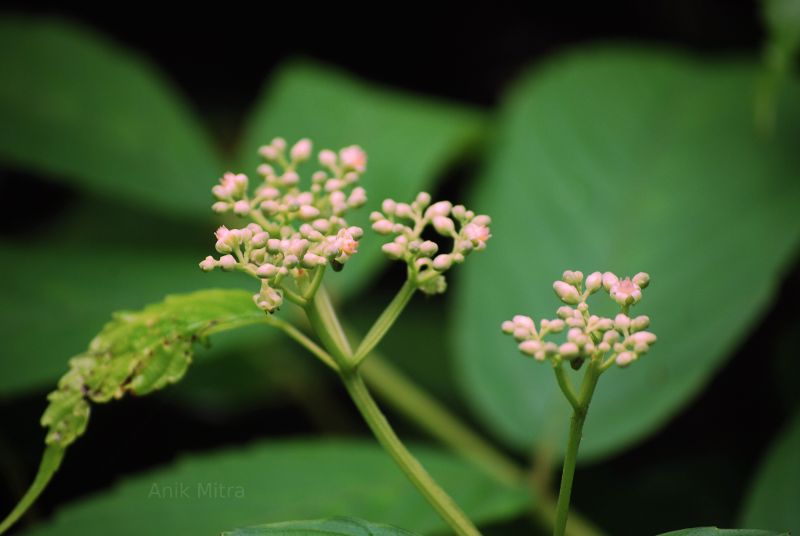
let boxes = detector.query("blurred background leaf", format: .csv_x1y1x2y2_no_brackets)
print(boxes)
224,517,419,536
454,47,800,460
18,439,529,536
0,15,221,218
739,411,800,535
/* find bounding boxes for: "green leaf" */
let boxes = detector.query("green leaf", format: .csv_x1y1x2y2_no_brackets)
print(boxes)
237,60,486,295
0,238,251,396
0,16,221,216
0,445,64,534
454,48,800,459
41,288,264,448
739,411,800,534
19,440,530,536
224,517,419,536
658,529,787,536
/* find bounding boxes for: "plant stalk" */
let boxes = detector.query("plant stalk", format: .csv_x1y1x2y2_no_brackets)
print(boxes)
553,361,601,536
340,370,482,536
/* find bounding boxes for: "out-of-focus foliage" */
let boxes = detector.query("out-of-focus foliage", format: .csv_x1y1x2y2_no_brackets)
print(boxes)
740,411,800,534
19,440,530,536
454,48,800,460
223,517,419,536
756,0,800,131
658,529,787,536
0,16,221,217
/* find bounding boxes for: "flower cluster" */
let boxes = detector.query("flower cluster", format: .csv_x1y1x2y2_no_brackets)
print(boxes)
502,271,656,369
199,138,367,312
369,193,491,295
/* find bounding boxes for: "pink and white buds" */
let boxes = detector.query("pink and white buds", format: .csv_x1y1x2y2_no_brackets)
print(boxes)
585,271,603,293
633,272,650,288
290,138,312,162
219,255,237,271
503,269,656,370
318,149,337,168
553,281,581,305
199,256,216,272
339,145,367,172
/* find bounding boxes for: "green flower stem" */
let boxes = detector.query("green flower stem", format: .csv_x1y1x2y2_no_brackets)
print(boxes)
304,285,352,365
301,284,482,536
352,279,416,367
554,360,602,536
553,362,580,411
340,369,482,536
264,316,339,371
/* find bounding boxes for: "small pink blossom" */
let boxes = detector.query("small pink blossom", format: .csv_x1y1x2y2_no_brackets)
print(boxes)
339,145,367,172
609,277,642,306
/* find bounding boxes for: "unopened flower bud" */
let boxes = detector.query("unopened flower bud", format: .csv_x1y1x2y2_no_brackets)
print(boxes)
290,138,312,161
432,254,452,271
616,352,636,367
219,255,237,271
433,216,456,235
256,264,278,278
556,306,574,319
212,201,229,213
319,149,337,167
633,272,650,288
585,271,602,293
426,200,452,218
602,271,619,291
519,340,541,356
553,281,581,304
614,313,631,331
501,321,515,334
548,319,566,333
631,315,650,332
559,342,580,359
382,199,397,214
372,220,394,234
339,145,367,172
199,256,216,272
416,192,432,206
233,200,251,216
382,242,404,259
562,270,583,285
419,241,438,257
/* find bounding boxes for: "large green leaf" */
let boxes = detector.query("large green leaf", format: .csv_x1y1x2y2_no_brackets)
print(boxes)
0,16,220,217
658,529,787,536
237,61,486,296
19,440,530,536
739,412,800,534
224,517,418,536
454,48,800,459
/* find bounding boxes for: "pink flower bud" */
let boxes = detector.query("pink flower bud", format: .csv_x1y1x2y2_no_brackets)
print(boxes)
562,270,583,285
559,342,580,359
585,271,602,293
432,216,456,235
631,315,650,332
290,138,312,161
259,145,278,160
199,256,216,272
614,313,631,331
319,149,337,167
299,205,320,220
616,352,636,367
219,255,237,271
553,281,581,304
633,272,650,288
432,254,453,271
211,201,229,213
425,200,452,218
519,340,541,356
602,271,619,291
416,192,432,206
372,220,394,234
419,240,439,256
501,321,515,334
548,319,566,333
233,200,251,216
382,199,397,214
339,145,367,172
256,264,278,278
382,243,404,259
